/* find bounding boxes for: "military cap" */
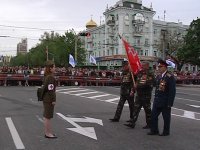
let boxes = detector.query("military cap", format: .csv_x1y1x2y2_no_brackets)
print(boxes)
45,60,55,67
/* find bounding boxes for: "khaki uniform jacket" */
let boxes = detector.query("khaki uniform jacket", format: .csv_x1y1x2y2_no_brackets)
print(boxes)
43,74,56,103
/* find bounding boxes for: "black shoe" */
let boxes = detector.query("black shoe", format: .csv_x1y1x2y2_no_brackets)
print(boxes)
147,131,159,135
124,123,135,128
142,125,150,129
159,133,169,136
109,118,119,122
45,135,57,139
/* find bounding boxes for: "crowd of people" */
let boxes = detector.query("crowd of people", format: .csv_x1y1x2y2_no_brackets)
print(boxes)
0,66,200,81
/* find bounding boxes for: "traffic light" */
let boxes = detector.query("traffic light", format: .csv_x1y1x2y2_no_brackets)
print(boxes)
79,32,90,37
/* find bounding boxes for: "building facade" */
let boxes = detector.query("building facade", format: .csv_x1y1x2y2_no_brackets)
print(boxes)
80,0,198,72
17,38,28,55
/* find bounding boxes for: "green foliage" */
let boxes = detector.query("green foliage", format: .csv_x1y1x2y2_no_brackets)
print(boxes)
10,29,86,67
177,18,200,67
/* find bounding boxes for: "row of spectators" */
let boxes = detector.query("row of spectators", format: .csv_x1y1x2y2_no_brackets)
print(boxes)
0,66,200,79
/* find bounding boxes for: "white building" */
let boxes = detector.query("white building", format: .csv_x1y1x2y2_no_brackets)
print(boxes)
80,0,198,72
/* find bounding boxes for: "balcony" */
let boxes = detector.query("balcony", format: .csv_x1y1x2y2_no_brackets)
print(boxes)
106,20,115,26
132,32,143,37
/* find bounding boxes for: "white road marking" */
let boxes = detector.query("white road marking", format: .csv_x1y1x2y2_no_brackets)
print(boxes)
87,94,110,99
63,89,89,93
56,88,80,92
57,113,103,140
36,115,44,123
74,91,98,96
29,98,37,103
187,104,200,108
105,97,120,102
176,97,200,103
172,114,200,121
57,87,200,121
5,117,25,150
183,111,195,119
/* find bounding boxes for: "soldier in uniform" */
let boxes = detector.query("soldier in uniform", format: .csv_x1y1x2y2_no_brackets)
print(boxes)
148,59,176,136
42,60,57,139
109,60,135,122
124,62,154,129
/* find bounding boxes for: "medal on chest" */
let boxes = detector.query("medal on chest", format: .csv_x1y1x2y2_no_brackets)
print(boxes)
158,79,166,91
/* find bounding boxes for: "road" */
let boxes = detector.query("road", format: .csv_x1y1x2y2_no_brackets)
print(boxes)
0,86,199,150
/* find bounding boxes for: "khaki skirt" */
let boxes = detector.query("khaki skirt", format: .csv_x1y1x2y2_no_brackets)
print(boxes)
43,102,54,119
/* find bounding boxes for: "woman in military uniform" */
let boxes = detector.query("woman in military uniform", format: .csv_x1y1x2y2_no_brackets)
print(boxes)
42,60,57,139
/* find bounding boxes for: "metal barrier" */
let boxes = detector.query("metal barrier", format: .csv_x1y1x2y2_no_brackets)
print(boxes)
0,74,199,86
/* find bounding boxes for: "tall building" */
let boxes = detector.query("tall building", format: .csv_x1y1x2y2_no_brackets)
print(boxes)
81,0,196,71
17,38,27,55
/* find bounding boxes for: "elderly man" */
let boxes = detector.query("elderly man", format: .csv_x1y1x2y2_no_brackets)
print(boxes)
148,59,176,136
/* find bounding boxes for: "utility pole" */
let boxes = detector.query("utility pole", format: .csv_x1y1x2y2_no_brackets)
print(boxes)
75,36,78,61
46,45,49,61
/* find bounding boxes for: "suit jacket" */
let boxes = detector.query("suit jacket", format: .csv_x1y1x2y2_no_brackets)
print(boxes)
153,71,176,108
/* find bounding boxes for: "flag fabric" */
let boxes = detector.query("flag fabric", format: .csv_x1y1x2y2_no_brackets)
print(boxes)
122,38,142,75
69,54,75,67
89,55,97,65
166,59,176,68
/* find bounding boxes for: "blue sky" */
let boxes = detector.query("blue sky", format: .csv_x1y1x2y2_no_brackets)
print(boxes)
0,0,199,55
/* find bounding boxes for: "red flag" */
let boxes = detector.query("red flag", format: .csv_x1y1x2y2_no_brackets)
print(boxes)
122,38,142,75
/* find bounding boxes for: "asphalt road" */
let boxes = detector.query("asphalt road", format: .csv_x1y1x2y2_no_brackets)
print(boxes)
0,86,199,150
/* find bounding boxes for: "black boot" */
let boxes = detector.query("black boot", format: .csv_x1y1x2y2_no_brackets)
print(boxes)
124,123,135,128
109,118,119,122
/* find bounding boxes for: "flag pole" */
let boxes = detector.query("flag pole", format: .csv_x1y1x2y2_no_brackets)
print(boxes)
118,34,136,90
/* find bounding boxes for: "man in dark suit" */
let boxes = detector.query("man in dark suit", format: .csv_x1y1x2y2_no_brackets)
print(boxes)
148,59,176,136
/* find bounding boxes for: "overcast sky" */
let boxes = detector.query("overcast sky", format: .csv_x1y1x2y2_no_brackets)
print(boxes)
0,0,199,56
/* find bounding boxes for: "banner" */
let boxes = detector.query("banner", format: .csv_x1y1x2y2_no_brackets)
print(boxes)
122,38,142,75
69,54,75,67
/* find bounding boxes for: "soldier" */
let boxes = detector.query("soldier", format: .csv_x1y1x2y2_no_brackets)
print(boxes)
124,62,154,129
42,60,57,139
109,60,135,122
148,59,176,136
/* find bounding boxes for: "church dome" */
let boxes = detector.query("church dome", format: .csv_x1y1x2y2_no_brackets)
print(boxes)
86,19,97,29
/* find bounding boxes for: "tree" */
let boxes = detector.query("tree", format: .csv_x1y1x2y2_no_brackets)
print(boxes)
177,18,200,67
165,32,185,71
10,29,86,67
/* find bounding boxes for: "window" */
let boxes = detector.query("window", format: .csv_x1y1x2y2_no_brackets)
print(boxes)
140,50,143,55
145,39,149,46
116,48,118,55
145,50,148,56
153,50,157,57
112,49,114,55
107,50,109,56
125,14,129,20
